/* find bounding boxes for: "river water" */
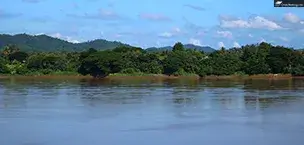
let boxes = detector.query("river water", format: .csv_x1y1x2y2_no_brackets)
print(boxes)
0,77,304,145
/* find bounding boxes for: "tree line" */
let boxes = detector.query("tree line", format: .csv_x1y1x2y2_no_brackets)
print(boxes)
0,42,304,77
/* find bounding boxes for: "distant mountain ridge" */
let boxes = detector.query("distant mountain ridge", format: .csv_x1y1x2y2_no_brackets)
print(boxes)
146,44,215,53
0,34,129,52
0,33,215,52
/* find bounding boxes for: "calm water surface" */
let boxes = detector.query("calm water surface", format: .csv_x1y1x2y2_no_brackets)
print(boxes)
1,77,304,145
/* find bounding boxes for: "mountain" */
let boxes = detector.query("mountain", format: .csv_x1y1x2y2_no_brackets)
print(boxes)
0,34,129,52
146,44,215,53
0,33,216,53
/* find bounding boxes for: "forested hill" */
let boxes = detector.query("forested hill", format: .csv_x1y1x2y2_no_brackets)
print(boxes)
0,33,215,52
0,34,129,52
146,44,215,53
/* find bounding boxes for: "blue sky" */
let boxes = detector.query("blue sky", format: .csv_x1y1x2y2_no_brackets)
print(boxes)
1,0,304,49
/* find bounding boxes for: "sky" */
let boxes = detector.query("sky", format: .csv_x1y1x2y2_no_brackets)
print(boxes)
1,0,304,49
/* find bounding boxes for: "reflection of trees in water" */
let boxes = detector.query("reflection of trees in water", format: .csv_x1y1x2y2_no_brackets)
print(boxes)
80,77,202,89
243,79,294,90
0,78,29,108
291,78,304,89
167,85,207,119
78,86,150,107
244,94,300,110
0,77,78,108
203,79,243,88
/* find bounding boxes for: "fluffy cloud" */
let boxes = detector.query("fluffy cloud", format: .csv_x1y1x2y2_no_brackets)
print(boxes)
22,0,43,3
284,13,301,23
158,27,182,38
260,38,266,43
139,13,171,21
189,38,202,46
67,8,122,20
279,37,289,42
158,32,173,38
184,4,205,11
216,30,233,38
51,33,80,43
233,42,241,48
248,34,253,37
173,27,181,33
220,16,283,30
218,42,225,48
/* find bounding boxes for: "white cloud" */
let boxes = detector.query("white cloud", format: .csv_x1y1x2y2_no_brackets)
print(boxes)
51,33,62,38
218,42,225,48
284,13,301,23
51,33,80,43
99,9,117,17
34,33,45,36
156,41,161,47
114,34,123,38
22,0,43,3
67,8,122,20
66,36,80,43
158,32,173,38
248,34,253,37
233,42,241,48
260,38,266,43
279,37,289,42
220,16,283,30
216,30,233,38
173,27,181,33
189,38,202,46
139,13,171,21
158,27,182,38
184,4,205,11
220,19,249,28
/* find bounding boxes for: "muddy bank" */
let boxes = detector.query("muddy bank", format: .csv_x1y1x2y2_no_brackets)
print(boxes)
0,74,300,81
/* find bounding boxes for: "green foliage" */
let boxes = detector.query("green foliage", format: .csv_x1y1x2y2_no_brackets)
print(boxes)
208,51,243,75
0,57,9,73
172,42,184,52
291,65,304,76
0,41,303,77
5,60,28,75
78,50,122,78
27,53,67,71
120,68,142,74
9,51,29,62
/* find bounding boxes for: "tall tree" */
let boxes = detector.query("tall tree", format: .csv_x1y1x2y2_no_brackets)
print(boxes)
172,42,184,52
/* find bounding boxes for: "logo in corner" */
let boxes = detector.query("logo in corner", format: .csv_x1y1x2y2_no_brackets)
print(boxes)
275,1,283,6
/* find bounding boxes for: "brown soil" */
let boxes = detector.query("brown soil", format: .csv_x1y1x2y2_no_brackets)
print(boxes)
0,74,301,81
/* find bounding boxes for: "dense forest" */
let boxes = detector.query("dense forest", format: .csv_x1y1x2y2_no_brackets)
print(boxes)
0,41,304,77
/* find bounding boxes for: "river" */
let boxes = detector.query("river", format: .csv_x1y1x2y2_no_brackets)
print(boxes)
0,77,304,145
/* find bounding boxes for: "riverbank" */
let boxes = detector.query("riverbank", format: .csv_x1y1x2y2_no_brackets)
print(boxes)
0,73,297,80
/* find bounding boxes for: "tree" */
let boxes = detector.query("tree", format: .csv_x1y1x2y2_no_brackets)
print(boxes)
172,42,184,52
78,50,122,78
8,51,29,62
0,57,8,74
27,53,67,72
136,53,163,74
208,50,243,75
266,46,293,74
1,44,20,58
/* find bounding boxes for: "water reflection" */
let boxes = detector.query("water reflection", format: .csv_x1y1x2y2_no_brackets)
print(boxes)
1,77,304,145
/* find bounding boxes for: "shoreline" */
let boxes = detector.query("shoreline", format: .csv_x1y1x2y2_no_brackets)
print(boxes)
0,73,301,80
